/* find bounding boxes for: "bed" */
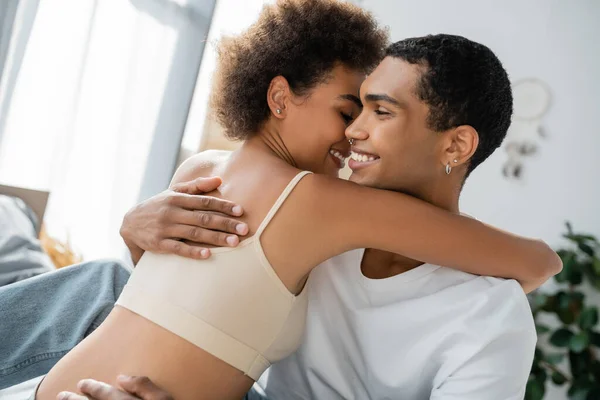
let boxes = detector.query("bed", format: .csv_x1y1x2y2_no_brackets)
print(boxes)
0,185,54,287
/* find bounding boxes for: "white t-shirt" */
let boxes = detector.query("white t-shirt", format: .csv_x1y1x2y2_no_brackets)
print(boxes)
258,249,537,400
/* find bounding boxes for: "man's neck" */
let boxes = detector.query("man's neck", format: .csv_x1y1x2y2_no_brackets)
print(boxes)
361,180,461,279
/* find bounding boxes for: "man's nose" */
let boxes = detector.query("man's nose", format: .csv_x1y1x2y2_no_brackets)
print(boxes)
345,120,369,142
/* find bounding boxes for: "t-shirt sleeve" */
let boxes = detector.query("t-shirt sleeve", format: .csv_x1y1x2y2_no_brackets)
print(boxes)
430,281,537,400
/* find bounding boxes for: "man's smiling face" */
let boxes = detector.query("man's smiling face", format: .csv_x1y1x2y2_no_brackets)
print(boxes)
345,57,443,196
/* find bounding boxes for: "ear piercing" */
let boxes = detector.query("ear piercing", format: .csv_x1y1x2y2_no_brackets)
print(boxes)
446,159,458,175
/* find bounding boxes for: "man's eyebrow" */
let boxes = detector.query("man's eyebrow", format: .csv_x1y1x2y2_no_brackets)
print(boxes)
364,93,402,107
338,94,362,108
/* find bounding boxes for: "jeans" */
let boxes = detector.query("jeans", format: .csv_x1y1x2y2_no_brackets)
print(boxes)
0,259,269,399
0,260,130,389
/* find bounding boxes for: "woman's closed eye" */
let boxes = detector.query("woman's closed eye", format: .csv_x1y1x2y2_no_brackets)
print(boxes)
340,112,354,125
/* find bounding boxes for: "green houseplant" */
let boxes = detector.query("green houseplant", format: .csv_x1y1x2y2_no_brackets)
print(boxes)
526,223,600,400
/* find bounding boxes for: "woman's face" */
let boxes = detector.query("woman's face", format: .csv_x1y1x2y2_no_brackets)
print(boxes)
280,65,364,177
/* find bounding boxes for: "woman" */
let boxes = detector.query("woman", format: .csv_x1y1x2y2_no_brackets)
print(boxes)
38,1,559,399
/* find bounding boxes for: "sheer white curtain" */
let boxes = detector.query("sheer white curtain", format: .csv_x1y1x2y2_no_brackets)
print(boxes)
0,0,215,260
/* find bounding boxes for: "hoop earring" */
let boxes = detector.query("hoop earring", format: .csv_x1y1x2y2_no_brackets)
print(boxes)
445,162,452,175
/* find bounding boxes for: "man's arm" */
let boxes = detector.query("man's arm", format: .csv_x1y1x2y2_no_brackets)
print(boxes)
430,292,537,399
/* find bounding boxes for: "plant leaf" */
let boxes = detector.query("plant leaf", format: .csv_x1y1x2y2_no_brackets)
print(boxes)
555,255,574,283
593,257,600,275
569,350,592,376
545,353,565,365
568,292,584,315
578,307,599,330
570,291,585,303
536,324,550,335
534,347,545,360
525,378,545,400
558,291,571,311
568,268,584,285
569,388,590,400
564,233,598,246
550,328,574,347
590,331,600,347
551,371,568,385
579,243,595,257
571,390,590,400
586,389,600,400
541,294,559,313
569,332,590,353
590,360,600,377
582,263,600,289
566,221,573,236
559,309,577,325
533,293,548,310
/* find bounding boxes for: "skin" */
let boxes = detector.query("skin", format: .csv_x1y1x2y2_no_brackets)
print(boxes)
44,61,562,400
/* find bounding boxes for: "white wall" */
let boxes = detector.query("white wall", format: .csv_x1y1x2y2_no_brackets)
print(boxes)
357,0,600,245
356,1,599,398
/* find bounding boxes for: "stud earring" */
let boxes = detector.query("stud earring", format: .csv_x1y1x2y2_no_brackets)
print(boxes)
453,159,458,163
348,138,354,145
276,109,282,114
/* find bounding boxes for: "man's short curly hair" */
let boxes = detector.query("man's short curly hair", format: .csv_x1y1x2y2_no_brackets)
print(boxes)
210,0,388,140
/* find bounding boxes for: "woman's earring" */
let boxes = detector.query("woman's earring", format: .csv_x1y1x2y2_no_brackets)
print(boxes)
445,162,452,175
454,159,458,163
276,109,282,114
348,138,354,145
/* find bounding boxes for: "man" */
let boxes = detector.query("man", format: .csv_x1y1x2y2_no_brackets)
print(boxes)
256,36,540,400
0,35,551,399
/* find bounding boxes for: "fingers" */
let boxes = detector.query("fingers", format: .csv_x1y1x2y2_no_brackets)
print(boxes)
65,379,129,400
169,208,248,235
165,225,240,247
171,176,222,195
56,376,173,400
156,239,211,259
117,375,174,400
168,192,244,217
57,392,89,400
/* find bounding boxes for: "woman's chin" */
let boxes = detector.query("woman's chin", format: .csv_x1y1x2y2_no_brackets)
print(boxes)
324,166,342,178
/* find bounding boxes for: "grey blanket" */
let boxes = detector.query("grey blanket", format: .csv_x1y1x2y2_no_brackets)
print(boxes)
0,195,54,287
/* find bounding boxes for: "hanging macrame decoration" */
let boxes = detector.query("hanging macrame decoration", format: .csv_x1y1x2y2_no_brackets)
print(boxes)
503,78,552,179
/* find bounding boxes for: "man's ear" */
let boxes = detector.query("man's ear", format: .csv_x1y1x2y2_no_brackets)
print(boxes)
267,76,291,118
440,125,479,167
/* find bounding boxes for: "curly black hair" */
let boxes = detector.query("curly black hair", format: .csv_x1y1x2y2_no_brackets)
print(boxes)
386,34,513,176
211,0,389,140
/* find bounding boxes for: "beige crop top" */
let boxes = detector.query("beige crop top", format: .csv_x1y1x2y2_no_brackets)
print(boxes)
116,171,312,380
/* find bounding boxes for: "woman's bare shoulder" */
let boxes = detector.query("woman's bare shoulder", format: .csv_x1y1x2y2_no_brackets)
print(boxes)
171,150,232,185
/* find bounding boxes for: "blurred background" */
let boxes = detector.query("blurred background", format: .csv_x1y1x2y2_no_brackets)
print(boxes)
0,1,598,399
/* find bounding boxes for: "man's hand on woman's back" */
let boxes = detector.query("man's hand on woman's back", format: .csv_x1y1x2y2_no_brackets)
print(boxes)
57,375,172,400
119,176,249,265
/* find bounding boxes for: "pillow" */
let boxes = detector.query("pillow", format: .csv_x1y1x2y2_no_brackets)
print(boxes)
0,195,54,287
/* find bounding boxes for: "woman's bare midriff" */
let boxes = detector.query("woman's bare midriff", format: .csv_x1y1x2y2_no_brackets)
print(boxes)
36,306,254,400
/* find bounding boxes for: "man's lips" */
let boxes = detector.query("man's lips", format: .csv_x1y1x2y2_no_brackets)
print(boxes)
348,148,380,170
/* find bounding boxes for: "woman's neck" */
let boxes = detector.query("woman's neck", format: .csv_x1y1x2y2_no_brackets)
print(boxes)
245,127,297,168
